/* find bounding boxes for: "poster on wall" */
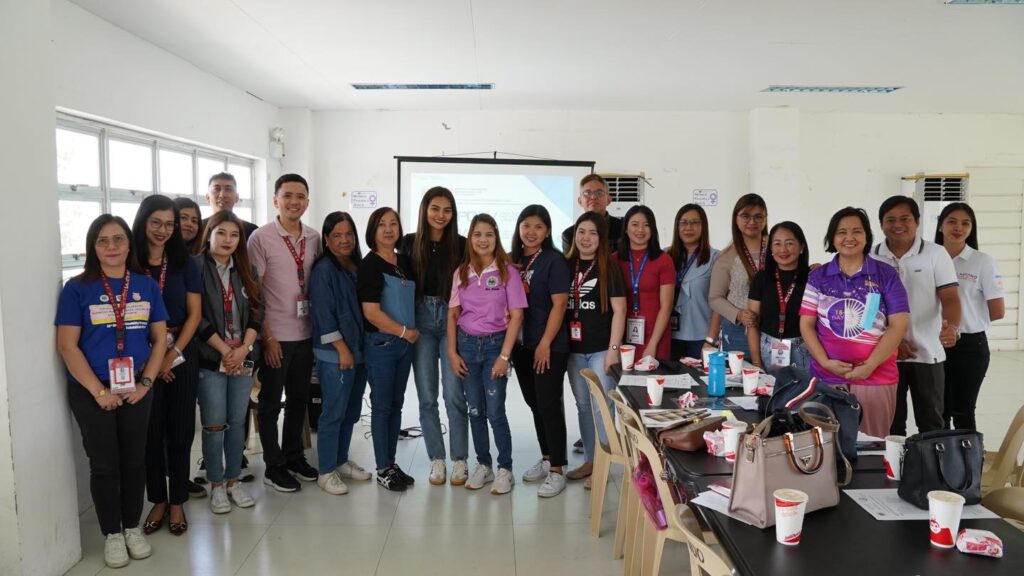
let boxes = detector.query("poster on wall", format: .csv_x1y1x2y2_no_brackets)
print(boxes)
693,189,718,207
351,191,378,210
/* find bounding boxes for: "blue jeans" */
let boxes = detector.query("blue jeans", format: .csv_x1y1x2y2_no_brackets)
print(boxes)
413,297,468,461
721,319,751,357
364,331,414,471
315,359,368,474
567,351,617,463
458,329,512,471
758,334,811,372
197,369,253,484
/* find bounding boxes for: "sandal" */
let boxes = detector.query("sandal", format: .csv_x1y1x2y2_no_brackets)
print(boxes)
168,506,188,536
142,505,167,535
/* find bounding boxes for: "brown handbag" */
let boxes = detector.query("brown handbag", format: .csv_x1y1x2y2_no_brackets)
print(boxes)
727,402,852,528
657,415,727,451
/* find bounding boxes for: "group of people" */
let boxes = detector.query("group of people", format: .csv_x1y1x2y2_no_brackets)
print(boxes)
56,172,1004,569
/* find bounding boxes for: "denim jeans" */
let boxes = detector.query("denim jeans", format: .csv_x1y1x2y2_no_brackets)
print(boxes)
365,331,414,471
758,334,811,372
315,358,368,474
413,296,468,462
721,319,751,357
197,368,253,484
458,329,513,471
567,351,618,463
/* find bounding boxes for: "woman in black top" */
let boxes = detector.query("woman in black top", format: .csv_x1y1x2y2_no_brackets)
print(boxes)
745,221,811,371
511,204,571,498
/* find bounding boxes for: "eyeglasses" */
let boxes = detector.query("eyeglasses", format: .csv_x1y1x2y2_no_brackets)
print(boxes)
95,235,129,248
580,190,607,199
738,213,766,223
678,219,702,228
148,218,177,232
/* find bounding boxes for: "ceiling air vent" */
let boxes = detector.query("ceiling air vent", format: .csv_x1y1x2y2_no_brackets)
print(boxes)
351,83,493,90
761,85,902,94
602,174,643,204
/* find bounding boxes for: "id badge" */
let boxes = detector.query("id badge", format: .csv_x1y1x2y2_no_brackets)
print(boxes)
296,298,310,317
768,338,792,368
669,311,680,332
570,320,583,342
165,332,176,349
626,316,646,345
108,357,136,394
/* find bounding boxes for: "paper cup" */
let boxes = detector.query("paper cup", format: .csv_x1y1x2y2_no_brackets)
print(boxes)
620,345,636,370
884,435,906,481
928,491,966,548
742,368,759,395
774,489,809,545
646,376,665,406
722,420,747,462
702,348,713,370
728,351,744,375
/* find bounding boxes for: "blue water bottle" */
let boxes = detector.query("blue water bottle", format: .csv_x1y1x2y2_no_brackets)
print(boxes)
707,351,726,397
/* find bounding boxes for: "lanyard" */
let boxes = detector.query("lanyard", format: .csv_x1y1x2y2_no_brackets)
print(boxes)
676,252,696,290
520,249,542,284
628,252,649,315
742,237,767,276
144,255,168,293
572,258,597,320
774,269,797,335
282,234,307,293
100,271,131,356
215,269,236,338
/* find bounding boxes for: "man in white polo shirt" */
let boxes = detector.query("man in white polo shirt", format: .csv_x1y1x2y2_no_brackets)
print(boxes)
872,196,961,435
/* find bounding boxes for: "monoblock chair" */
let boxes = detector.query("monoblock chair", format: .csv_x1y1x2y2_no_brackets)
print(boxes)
582,369,630,555
608,389,647,576
981,487,1024,523
982,403,1024,495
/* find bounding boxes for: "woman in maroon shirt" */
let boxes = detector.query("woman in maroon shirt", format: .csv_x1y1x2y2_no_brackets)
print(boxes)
614,205,675,361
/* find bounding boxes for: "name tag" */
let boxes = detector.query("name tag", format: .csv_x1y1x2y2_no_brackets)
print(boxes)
669,310,680,332
109,357,136,394
626,316,646,345
297,298,310,317
767,337,792,368
570,320,583,342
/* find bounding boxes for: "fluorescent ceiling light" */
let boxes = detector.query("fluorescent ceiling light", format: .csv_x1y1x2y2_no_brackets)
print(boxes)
946,1,1024,4
761,85,903,94
351,83,494,90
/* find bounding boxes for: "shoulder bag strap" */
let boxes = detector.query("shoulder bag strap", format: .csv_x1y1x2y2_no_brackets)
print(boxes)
799,402,853,486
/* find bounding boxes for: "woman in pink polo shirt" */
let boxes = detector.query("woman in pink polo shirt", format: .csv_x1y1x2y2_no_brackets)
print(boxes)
447,214,527,495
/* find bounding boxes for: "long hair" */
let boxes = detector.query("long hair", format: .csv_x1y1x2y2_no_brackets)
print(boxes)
566,211,614,313
365,207,403,252
316,211,363,270
131,194,188,273
458,214,512,288
730,193,769,280
411,187,460,298
934,201,979,250
75,214,133,282
617,205,664,261
667,203,711,270
764,221,810,284
510,204,556,262
201,211,260,306
172,196,204,254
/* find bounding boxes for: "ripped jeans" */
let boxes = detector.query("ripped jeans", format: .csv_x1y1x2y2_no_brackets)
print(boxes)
457,328,513,471
197,368,253,484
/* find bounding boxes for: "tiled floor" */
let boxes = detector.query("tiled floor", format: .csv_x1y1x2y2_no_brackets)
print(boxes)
65,352,1024,575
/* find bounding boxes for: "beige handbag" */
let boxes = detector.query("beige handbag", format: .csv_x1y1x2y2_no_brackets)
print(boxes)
727,402,852,528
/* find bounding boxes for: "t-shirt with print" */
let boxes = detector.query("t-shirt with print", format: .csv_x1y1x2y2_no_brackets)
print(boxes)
952,245,1004,333
567,257,626,354
615,249,676,360
449,263,528,336
357,252,416,332
799,256,909,386
55,273,169,383
519,249,571,352
748,268,806,339
145,257,201,329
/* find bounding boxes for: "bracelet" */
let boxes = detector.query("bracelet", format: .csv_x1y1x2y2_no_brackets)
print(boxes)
400,326,407,339
95,388,107,398
498,354,510,362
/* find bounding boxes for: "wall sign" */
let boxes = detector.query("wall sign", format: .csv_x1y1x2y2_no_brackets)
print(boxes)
351,191,378,209
693,189,718,207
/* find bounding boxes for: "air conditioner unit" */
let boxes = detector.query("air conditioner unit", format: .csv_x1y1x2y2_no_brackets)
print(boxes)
600,173,646,218
902,173,968,237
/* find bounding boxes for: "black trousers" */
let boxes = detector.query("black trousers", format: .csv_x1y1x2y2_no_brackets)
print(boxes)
68,379,153,536
513,346,569,468
257,339,314,468
943,332,990,430
145,340,198,505
891,361,946,436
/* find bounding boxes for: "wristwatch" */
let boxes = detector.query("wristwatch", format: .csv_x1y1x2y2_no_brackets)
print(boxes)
140,377,153,388
610,344,620,351
498,353,511,362
704,336,720,347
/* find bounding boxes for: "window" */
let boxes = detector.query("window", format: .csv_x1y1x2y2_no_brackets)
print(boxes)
56,114,257,278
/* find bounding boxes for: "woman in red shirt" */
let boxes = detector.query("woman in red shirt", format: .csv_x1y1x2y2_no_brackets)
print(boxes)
615,205,675,361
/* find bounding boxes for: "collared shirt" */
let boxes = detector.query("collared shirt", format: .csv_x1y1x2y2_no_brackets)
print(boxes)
951,245,1004,333
673,248,720,341
248,217,321,342
871,237,958,363
800,255,909,386
449,262,528,336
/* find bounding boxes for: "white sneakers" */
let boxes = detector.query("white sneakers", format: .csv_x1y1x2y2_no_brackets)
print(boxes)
318,471,349,495
123,527,152,560
104,533,129,568
337,461,372,481
429,459,447,486
537,471,567,498
228,483,256,507
522,459,550,482
491,468,515,495
450,460,469,486
465,464,495,490
210,485,231,514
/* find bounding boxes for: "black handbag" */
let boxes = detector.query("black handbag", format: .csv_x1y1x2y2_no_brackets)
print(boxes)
897,429,984,509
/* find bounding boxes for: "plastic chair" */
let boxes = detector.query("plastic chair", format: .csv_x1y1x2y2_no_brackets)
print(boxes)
609,389,646,575
982,404,1024,495
582,369,630,556
981,487,1024,523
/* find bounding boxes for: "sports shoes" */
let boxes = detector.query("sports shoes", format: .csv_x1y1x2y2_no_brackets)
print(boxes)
228,483,256,508
450,460,469,486
377,467,407,492
522,459,550,482
103,533,129,568
491,468,515,495
187,480,208,498
537,471,567,498
429,459,447,485
123,527,152,560
337,461,372,481
393,464,415,486
318,471,349,495
210,485,231,514
286,458,319,482
465,464,495,490
264,465,300,492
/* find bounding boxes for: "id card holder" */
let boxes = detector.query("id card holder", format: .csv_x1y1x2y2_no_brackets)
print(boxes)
296,297,310,317
166,332,176,349
108,357,136,394
570,320,583,342
861,292,881,330
669,311,680,332
626,316,646,345
768,337,792,368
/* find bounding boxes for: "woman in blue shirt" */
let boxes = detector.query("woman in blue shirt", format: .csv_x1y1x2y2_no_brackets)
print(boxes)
667,204,721,360
56,214,168,569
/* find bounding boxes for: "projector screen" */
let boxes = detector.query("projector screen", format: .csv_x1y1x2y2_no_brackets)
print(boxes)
397,157,595,248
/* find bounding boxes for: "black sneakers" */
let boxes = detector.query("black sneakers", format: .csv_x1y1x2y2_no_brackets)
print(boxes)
187,480,208,499
393,465,415,486
264,465,301,492
377,467,407,492
286,459,319,482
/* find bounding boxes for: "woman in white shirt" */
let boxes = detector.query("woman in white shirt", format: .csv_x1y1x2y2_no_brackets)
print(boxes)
934,202,1005,430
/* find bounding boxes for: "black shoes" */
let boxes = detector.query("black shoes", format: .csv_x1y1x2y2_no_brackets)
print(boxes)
393,465,415,486
187,480,208,499
377,466,407,492
286,458,319,482
263,465,301,492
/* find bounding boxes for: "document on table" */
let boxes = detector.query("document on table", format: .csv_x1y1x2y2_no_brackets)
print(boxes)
691,490,757,527
856,432,886,455
618,373,700,389
844,489,999,521
729,396,760,411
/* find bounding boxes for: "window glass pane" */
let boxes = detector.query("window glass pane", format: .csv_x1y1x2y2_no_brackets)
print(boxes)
159,149,194,195
111,202,140,227
234,207,253,224
229,163,252,199
199,204,214,221
56,129,100,187
59,200,102,256
109,139,153,191
197,157,226,192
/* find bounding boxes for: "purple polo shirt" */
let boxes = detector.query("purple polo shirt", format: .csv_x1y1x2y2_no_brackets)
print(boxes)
449,263,528,336
248,217,321,342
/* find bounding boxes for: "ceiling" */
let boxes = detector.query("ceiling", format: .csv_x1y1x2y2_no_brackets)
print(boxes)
69,0,1024,113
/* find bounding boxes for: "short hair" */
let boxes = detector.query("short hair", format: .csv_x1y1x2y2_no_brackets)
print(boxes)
76,215,133,282
580,173,607,189
317,211,363,268
934,202,979,250
275,173,309,195
825,207,874,255
364,207,402,251
878,195,919,223
208,172,236,186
